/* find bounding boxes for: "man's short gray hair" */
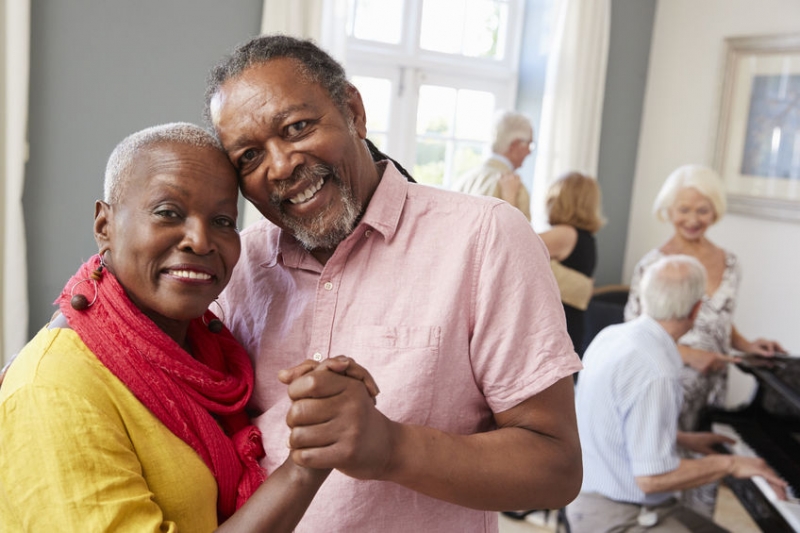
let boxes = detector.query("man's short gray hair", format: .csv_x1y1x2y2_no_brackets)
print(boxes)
641,255,707,321
104,122,224,204
490,110,533,154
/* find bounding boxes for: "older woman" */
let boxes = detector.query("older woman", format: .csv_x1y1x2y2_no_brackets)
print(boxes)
624,163,784,516
0,123,375,532
539,172,606,355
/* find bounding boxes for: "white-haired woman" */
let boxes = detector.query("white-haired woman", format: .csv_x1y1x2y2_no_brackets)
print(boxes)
624,163,785,517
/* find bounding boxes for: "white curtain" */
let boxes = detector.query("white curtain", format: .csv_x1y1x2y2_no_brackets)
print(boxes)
530,0,611,232
2,0,31,365
243,0,347,229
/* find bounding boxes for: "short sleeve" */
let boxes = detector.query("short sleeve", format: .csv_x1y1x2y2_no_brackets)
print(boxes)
470,203,582,413
624,377,682,477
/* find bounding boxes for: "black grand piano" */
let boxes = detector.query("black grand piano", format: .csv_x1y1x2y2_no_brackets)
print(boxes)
707,355,800,532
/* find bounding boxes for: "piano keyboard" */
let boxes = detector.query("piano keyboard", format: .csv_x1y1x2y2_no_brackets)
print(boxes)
713,422,800,532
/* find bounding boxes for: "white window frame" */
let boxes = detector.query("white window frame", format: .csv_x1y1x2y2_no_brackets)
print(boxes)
345,0,526,186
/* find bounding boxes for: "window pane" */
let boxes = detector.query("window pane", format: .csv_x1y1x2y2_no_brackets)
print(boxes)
455,90,495,140
420,0,509,59
420,0,465,55
351,76,392,133
348,0,404,44
453,142,485,179
417,85,456,136
414,140,447,186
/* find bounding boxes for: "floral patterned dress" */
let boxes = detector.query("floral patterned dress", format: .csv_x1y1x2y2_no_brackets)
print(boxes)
624,248,741,431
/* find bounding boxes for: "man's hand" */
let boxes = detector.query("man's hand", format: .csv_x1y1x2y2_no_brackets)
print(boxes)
279,356,396,480
677,431,735,455
729,455,788,501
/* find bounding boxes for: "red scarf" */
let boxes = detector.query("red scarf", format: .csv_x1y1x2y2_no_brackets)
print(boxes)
58,255,265,521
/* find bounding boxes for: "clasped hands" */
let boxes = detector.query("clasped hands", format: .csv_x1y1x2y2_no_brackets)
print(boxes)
277,356,397,481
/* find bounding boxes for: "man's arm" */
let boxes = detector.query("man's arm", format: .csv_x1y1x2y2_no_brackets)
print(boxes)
285,372,582,511
635,455,787,499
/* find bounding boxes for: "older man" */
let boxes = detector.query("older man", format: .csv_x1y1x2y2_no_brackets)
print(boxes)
567,255,786,532
451,109,534,220
205,35,582,532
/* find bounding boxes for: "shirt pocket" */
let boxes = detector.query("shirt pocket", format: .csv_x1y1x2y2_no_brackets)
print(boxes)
348,325,441,426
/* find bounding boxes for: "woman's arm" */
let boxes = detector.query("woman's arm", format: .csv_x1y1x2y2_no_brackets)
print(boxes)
215,461,330,533
676,344,735,374
538,225,578,262
217,356,380,532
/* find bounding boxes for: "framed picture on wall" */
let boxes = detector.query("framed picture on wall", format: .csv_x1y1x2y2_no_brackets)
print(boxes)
713,32,800,222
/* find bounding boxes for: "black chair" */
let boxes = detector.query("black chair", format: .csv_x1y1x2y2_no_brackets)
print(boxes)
580,284,629,355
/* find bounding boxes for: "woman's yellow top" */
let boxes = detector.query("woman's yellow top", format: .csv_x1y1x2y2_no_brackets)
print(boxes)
0,327,219,532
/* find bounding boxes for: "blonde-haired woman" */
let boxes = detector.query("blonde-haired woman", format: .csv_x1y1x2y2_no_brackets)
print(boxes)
540,172,606,356
624,163,784,517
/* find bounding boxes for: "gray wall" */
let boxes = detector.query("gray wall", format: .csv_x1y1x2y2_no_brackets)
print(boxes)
594,0,657,285
24,1,263,336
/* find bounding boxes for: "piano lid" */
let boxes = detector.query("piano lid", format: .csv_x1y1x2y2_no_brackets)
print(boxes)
738,355,800,417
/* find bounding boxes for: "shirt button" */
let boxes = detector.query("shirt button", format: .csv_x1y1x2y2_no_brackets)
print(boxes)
365,229,372,238
312,352,323,362
324,281,333,291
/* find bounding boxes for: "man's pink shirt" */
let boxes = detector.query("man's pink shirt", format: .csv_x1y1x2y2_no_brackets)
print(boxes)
219,163,581,532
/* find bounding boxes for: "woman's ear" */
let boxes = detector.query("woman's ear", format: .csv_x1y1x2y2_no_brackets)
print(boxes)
94,200,112,251
345,83,368,139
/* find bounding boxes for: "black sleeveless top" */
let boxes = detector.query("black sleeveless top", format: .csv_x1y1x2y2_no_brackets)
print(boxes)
559,228,597,357
561,228,596,278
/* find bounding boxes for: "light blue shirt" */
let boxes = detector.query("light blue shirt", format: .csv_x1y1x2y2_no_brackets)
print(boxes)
576,315,683,506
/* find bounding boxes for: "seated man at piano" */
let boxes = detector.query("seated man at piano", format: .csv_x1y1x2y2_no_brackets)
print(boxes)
566,254,787,533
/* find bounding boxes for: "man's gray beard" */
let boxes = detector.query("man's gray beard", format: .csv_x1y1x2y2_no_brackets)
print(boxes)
279,174,361,252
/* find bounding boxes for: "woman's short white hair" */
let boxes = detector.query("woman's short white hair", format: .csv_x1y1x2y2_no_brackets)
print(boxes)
652,164,727,223
490,110,533,154
104,122,224,204
641,254,707,321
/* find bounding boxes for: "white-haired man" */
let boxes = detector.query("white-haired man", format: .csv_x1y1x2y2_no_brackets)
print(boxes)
451,110,534,220
567,255,786,532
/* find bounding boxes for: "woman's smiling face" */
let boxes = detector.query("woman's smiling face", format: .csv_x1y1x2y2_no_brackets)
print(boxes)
668,186,716,242
95,142,241,334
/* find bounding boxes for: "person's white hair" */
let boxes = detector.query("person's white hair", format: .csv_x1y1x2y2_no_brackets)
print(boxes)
490,110,533,154
652,164,727,223
104,122,224,204
641,254,707,321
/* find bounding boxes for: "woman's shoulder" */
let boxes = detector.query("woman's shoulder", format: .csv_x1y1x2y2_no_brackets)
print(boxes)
2,328,127,411
635,248,664,268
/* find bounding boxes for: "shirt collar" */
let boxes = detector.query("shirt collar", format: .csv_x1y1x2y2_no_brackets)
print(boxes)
489,153,514,170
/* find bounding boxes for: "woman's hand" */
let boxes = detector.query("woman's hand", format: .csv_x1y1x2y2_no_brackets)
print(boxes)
498,172,523,203
741,338,786,357
278,356,380,400
732,326,787,357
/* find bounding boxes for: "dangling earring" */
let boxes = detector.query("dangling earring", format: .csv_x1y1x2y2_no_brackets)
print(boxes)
70,256,106,310
202,299,225,333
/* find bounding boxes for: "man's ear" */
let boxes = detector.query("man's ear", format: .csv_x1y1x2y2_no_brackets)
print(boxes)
94,200,112,251
345,83,368,139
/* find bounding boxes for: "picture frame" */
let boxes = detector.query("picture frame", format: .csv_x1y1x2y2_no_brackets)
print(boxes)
713,33,800,222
